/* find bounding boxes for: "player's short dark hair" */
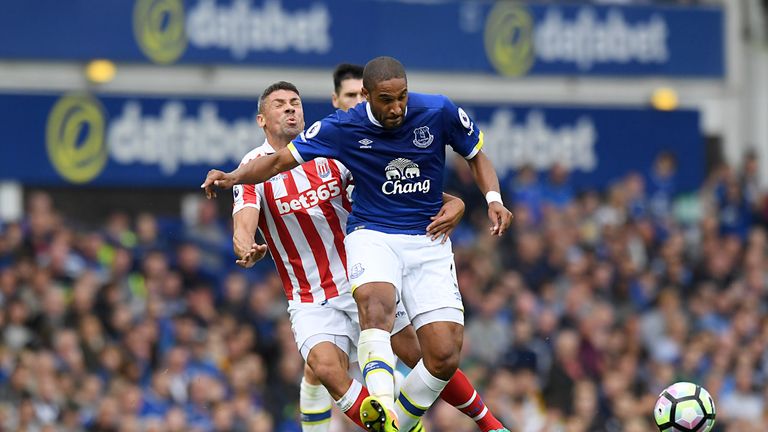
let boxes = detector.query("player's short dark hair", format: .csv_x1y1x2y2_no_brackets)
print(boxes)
258,81,300,113
333,63,363,94
362,56,406,91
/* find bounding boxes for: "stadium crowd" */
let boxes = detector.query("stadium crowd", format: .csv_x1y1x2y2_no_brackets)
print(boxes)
0,150,766,432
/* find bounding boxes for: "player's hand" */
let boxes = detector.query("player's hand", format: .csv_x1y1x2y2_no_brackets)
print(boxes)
233,232,255,261
488,202,513,236
236,243,268,268
427,197,465,243
201,169,236,199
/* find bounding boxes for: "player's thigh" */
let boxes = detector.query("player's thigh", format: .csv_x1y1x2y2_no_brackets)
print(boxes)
288,302,356,363
344,229,403,297
328,294,362,363
400,236,464,328
345,229,403,328
344,289,414,344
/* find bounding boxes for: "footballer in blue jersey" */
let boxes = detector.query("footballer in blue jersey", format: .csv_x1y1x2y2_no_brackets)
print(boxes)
286,92,484,236
202,57,512,432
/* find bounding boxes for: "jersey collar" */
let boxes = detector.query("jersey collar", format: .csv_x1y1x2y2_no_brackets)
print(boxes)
365,102,407,129
260,139,276,154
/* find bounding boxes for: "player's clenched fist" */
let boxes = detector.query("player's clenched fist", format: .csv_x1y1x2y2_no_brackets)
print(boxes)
488,202,513,236
201,169,236,199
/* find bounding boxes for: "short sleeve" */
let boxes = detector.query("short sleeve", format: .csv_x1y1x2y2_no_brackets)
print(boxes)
289,117,341,164
232,152,263,215
232,183,261,215
442,96,484,160
332,160,353,186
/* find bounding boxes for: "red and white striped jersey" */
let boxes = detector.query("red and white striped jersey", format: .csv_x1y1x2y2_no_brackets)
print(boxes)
232,141,353,304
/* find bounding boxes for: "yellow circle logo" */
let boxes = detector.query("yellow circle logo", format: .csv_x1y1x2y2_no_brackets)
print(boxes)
133,0,187,64
46,94,108,184
484,3,535,77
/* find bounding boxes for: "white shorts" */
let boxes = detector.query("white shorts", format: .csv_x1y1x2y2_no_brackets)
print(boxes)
344,229,464,330
288,292,411,362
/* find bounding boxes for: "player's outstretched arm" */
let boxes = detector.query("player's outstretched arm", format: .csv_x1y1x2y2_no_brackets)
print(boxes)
466,150,513,236
201,148,300,198
427,193,465,243
232,207,268,268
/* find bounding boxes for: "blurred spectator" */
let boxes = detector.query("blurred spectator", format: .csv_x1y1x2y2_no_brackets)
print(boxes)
647,151,677,221
542,164,574,210
718,179,752,240
543,330,582,417
464,290,509,365
719,360,764,425
183,199,230,274
133,212,167,262
506,164,543,224
104,212,136,250
740,150,761,209
175,242,216,291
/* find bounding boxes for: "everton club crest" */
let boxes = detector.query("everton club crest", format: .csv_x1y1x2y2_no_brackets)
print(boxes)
412,126,434,148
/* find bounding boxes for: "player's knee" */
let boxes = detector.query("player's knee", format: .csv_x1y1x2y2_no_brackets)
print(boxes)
307,355,345,386
423,345,460,380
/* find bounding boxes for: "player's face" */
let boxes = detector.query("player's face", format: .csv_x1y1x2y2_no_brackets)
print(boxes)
363,78,408,129
259,89,304,139
332,78,364,111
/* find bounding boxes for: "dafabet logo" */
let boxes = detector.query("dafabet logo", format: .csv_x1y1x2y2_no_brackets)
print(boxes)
46,94,108,184
133,0,331,64
133,0,188,64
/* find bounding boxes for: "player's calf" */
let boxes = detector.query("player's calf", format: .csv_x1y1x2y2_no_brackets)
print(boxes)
391,326,508,431
300,369,333,432
393,319,464,431
440,369,508,432
305,343,381,430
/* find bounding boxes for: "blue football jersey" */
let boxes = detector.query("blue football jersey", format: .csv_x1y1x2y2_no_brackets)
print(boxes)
289,92,484,235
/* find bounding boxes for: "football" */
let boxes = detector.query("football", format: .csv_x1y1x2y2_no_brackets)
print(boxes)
654,382,716,432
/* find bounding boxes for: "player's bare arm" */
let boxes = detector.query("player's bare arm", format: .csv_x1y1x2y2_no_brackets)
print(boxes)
466,150,513,236
427,193,465,243
201,147,300,198
232,206,267,268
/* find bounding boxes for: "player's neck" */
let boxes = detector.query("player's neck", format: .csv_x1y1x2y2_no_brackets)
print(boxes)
265,132,291,151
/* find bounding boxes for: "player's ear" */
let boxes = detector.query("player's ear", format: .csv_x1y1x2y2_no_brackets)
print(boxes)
256,113,266,128
331,92,339,109
361,86,370,101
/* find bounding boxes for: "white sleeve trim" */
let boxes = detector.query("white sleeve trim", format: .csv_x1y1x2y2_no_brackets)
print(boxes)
232,202,260,216
464,131,484,160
